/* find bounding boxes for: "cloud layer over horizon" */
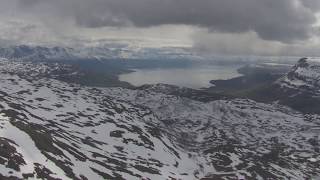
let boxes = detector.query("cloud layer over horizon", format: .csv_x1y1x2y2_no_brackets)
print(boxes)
1,0,320,56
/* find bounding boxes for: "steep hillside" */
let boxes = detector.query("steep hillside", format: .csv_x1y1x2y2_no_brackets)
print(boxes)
277,58,320,95
239,58,320,114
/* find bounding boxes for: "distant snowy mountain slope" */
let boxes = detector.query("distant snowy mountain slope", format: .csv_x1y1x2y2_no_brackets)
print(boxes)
0,45,199,61
277,57,320,95
244,58,320,114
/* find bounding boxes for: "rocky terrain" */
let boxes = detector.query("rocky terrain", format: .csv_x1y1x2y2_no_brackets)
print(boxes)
236,58,320,114
0,58,319,179
277,58,320,96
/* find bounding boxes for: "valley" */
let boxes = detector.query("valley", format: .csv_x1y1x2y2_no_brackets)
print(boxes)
0,57,319,179
1,0,320,179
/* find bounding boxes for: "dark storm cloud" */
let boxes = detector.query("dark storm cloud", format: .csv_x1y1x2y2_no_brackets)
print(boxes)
15,0,320,42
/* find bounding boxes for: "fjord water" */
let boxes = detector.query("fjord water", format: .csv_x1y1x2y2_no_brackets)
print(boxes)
119,64,242,89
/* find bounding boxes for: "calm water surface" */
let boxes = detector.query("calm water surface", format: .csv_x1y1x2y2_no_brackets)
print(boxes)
119,65,242,89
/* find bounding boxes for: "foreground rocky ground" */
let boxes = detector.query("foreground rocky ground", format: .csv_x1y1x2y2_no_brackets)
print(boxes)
0,58,319,179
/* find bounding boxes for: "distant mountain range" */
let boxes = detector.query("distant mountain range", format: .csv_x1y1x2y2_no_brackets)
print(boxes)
0,45,200,61
0,45,302,67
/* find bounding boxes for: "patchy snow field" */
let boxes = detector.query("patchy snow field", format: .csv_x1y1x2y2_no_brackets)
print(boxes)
0,58,319,179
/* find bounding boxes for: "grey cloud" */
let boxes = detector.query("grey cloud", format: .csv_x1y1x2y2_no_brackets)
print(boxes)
18,0,40,6
301,0,320,12
192,30,320,56
12,0,320,43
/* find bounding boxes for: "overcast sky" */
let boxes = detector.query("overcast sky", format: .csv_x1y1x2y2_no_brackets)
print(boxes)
1,0,320,56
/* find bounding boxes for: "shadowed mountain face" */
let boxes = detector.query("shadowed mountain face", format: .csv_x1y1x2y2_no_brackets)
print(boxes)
0,58,319,179
237,58,320,114
206,58,320,114
277,58,320,95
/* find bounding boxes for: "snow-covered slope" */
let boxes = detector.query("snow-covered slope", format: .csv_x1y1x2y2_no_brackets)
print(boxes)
105,85,320,179
0,59,319,179
277,58,320,95
244,58,320,114
0,60,204,180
